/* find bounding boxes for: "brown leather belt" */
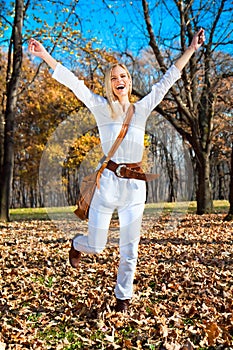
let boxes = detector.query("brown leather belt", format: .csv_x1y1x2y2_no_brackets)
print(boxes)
106,160,159,181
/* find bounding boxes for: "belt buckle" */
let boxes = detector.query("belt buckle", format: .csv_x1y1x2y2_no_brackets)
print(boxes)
115,164,126,178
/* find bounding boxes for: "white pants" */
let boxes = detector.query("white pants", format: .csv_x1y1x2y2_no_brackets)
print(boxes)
73,169,146,300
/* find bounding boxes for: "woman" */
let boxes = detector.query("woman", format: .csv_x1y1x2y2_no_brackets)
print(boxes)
28,28,205,312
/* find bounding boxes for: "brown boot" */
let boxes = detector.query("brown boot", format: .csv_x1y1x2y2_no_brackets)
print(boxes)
115,298,130,312
69,241,81,268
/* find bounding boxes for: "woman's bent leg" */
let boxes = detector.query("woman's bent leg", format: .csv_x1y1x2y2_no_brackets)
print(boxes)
73,201,114,254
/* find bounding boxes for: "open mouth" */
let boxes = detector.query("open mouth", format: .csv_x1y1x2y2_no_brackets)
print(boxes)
117,85,125,90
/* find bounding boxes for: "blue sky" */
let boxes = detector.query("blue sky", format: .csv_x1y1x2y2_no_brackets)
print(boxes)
69,0,233,55
73,0,179,54
1,0,233,57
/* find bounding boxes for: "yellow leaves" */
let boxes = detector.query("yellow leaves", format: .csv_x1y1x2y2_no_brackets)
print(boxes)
1,213,232,348
144,133,151,148
205,322,221,346
104,328,115,343
160,323,169,338
61,7,70,13
65,132,101,168
123,338,133,348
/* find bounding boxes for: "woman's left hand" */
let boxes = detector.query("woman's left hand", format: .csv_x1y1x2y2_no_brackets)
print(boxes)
190,28,205,51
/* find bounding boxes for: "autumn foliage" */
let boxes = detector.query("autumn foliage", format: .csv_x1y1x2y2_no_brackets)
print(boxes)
0,212,232,349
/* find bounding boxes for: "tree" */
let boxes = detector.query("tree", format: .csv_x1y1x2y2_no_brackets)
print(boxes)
0,0,81,220
12,60,81,208
225,142,233,221
140,0,233,214
0,0,24,221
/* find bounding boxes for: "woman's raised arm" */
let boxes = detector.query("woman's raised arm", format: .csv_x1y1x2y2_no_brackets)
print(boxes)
28,38,58,71
174,28,205,72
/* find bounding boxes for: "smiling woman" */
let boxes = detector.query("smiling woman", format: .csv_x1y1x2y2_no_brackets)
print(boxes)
104,63,132,119
28,29,204,313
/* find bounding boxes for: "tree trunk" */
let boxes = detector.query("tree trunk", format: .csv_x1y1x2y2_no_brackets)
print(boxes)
224,143,233,221
0,0,23,221
217,163,225,200
196,155,213,214
0,112,4,173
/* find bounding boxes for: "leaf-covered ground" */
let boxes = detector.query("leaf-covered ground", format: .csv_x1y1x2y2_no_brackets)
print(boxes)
0,213,232,350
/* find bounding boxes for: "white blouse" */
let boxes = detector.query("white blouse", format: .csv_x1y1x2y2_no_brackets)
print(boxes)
52,63,181,164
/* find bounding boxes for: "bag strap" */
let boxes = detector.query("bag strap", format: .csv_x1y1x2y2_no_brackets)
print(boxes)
96,103,135,188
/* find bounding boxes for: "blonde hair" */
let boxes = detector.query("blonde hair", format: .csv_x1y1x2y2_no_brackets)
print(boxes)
105,63,132,119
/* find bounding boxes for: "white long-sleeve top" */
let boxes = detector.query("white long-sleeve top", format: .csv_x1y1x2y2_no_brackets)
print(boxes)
52,63,181,164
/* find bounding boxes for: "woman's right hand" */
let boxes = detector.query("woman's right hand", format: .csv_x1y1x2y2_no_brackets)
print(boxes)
28,38,58,70
28,38,47,58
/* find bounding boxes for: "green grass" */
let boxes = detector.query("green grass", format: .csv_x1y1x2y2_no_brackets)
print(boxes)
145,200,229,215
9,200,229,221
9,206,76,221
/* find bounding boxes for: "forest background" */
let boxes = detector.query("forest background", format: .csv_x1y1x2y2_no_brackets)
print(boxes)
0,1,233,349
0,0,233,221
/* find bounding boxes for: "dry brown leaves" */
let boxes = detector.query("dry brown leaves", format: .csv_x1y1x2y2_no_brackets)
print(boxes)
0,213,232,350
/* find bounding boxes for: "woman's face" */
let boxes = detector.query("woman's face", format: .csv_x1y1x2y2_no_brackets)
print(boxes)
110,65,131,101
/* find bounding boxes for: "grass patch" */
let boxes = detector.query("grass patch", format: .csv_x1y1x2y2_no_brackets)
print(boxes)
10,206,76,221
9,200,229,221
144,200,229,216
